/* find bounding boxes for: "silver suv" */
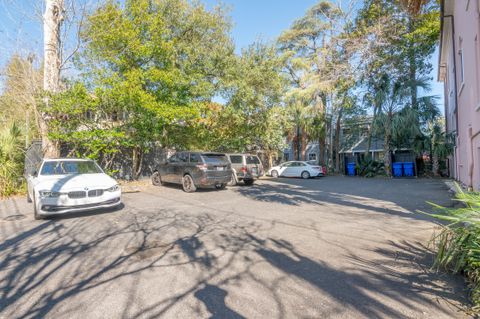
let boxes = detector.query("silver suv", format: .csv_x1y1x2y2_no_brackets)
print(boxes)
226,154,264,186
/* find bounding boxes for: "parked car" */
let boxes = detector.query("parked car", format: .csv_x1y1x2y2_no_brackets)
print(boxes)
151,152,232,192
26,158,122,220
226,153,264,186
268,161,324,179
307,160,327,175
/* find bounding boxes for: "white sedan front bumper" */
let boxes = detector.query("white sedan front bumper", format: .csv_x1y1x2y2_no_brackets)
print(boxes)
36,189,122,216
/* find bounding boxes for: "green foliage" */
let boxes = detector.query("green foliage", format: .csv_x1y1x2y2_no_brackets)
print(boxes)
44,1,288,175
45,0,237,176
356,156,384,178
426,186,480,313
353,0,442,174
0,122,25,197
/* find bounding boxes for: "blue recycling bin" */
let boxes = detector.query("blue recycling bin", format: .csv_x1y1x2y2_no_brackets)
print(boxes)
392,162,403,177
403,162,414,177
347,162,356,176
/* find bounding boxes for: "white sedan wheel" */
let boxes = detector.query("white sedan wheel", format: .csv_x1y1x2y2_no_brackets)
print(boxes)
301,171,311,179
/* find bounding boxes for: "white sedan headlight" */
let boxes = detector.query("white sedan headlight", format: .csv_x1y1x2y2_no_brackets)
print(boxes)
106,184,120,192
39,190,61,198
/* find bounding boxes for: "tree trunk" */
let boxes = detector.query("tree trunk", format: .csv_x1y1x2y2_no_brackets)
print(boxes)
318,137,326,166
301,130,307,161
383,134,392,177
42,0,64,158
267,152,273,169
295,125,301,161
384,114,393,177
132,147,143,180
365,102,378,157
315,93,327,166
432,154,440,176
334,108,343,173
408,18,417,110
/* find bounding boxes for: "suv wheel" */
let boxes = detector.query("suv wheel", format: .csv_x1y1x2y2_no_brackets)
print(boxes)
244,179,254,186
271,170,279,178
151,171,163,186
182,175,197,193
301,171,311,179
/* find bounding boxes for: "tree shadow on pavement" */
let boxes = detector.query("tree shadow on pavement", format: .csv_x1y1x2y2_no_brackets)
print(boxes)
0,207,469,318
250,236,468,319
194,284,245,319
235,177,451,222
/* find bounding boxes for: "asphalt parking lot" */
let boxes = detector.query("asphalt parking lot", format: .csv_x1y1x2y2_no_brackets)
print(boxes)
0,176,471,318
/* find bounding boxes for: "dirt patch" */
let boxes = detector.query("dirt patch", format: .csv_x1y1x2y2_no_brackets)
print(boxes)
3,214,27,221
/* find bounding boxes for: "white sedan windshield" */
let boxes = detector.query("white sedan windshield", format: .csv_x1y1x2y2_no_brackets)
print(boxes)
40,161,103,175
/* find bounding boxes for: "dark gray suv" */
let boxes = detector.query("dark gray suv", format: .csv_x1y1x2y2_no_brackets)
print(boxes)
151,152,232,192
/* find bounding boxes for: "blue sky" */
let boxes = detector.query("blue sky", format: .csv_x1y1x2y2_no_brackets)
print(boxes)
0,0,443,106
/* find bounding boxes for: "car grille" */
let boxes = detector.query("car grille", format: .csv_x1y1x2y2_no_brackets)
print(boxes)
88,189,104,197
68,191,86,199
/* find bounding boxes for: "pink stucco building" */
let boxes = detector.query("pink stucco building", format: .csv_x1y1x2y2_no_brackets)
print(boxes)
439,0,480,190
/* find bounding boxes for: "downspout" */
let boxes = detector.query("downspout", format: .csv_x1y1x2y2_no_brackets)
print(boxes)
469,129,480,189
443,15,459,133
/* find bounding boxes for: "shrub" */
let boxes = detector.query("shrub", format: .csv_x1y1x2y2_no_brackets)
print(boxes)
427,185,480,313
356,156,384,177
0,122,25,197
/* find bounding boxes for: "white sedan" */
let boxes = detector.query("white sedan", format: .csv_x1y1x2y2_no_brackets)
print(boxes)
27,158,122,219
268,161,324,179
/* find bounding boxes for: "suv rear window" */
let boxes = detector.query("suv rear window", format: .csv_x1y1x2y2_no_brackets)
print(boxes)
201,154,228,165
246,156,260,164
229,155,243,164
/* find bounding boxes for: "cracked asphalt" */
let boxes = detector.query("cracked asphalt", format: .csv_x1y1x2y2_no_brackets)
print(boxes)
0,176,472,318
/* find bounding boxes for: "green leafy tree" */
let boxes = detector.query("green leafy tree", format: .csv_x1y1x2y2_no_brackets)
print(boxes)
278,0,352,165
48,0,234,178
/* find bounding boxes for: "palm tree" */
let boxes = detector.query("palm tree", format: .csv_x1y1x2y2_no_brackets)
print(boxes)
372,74,414,176
424,119,453,176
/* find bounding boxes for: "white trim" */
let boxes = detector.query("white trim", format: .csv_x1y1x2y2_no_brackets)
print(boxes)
458,48,465,90
458,82,465,96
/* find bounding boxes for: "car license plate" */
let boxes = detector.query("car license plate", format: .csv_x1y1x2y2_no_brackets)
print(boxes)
216,166,224,171
252,168,258,174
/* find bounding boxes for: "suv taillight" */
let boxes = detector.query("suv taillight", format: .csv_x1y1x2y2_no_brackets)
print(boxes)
197,164,208,171
241,166,247,173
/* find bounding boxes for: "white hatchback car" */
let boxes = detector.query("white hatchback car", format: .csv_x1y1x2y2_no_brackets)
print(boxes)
268,161,324,179
27,158,122,219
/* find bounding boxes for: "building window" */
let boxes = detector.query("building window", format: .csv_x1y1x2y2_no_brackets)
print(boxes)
308,153,317,161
